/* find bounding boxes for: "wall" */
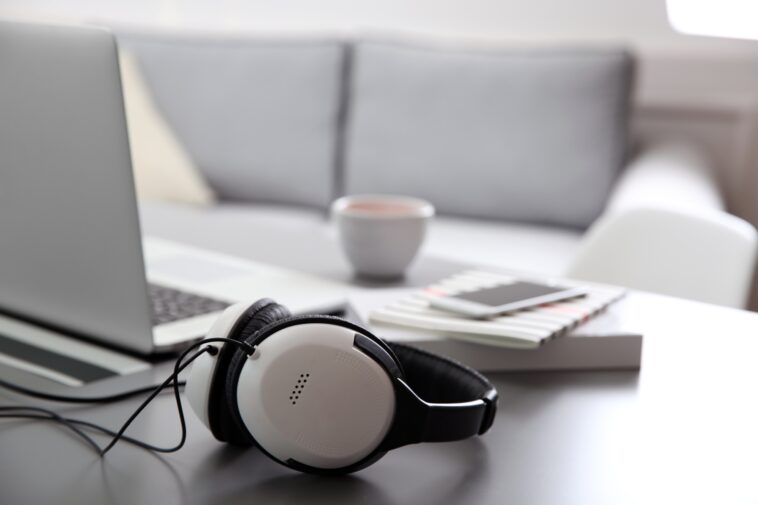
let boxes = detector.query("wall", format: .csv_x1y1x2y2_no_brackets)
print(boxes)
4,0,758,111
0,0,758,105
4,0,758,54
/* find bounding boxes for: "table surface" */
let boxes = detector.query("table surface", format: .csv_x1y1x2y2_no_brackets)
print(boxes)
2,216,758,505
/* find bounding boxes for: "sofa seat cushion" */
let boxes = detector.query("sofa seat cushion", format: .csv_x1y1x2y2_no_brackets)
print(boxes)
139,202,582,278
118,33,345,209
345,41,634,229
425,217,582,275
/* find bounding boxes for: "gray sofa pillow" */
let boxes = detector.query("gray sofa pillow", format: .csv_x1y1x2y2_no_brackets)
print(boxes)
118,34,345,209
344,41,634,228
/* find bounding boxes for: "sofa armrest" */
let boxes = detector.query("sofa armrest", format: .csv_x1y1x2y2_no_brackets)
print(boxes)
567,141,757,308
604,140,724,214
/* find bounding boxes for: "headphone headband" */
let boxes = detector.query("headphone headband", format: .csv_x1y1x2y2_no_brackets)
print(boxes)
381,342,498,450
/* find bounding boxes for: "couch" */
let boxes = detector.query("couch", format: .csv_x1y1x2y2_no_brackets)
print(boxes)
117,32,757,309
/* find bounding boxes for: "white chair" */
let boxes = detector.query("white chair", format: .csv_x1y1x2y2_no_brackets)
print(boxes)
567,141,757,308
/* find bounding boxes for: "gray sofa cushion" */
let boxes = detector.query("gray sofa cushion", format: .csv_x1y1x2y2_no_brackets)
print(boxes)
344,41,634,228
118,34,345,209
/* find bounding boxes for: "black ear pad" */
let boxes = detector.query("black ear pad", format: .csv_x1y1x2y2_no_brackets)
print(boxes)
222,314,406,451
206,299,291,444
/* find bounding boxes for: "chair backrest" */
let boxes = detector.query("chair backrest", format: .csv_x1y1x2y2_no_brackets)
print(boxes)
566,206,758,308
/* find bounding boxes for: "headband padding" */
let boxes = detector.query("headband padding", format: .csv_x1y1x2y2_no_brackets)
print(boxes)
387,342,493,404
237,303,292,342
382,341,497,445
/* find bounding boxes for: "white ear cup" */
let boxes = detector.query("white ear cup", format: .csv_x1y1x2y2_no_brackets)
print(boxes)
185,303,252,430
236,323,396,470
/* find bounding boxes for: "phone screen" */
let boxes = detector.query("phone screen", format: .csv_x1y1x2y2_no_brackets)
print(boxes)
452,282,568,307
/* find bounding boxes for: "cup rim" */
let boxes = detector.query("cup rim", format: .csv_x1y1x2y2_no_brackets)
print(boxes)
331,194,435,220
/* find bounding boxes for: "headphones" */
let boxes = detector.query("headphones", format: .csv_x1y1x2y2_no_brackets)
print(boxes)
186,298,498,474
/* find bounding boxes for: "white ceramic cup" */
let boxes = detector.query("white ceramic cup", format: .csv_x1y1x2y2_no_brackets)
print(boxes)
331,195,435,279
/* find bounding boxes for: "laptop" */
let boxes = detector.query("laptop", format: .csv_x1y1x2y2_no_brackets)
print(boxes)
0,20,347,362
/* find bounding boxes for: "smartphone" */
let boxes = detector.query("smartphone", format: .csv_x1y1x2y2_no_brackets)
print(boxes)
428,281,587,319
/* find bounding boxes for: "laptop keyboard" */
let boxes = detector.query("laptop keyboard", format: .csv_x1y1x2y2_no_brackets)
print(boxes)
148,283,229,326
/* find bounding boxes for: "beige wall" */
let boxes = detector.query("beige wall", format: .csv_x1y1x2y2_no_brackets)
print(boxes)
3,0,758,54
5,1,758,103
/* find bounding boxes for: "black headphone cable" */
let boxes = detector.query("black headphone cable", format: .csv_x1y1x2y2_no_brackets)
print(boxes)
0,337,255,456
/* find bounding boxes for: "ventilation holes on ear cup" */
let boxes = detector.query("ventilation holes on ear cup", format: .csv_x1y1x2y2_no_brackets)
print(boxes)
290,373,310,405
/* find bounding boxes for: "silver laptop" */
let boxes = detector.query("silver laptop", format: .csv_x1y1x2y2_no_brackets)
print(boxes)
0,20,347,358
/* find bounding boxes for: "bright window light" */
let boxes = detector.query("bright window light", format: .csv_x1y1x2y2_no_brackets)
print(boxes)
667,0,758,41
